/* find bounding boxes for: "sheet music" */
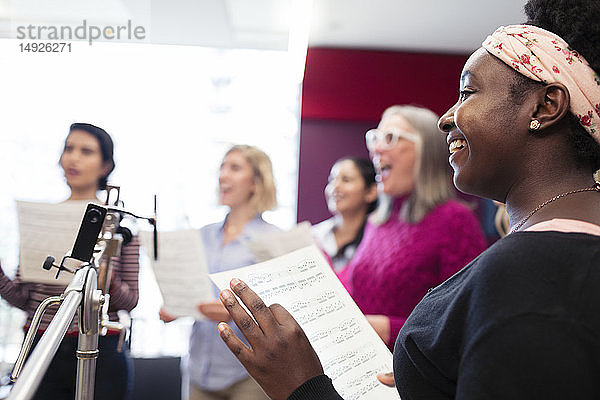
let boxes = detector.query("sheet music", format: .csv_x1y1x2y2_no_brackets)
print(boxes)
16,200,91,285
210,245,399,400
244,221,316,262
139,229,214,320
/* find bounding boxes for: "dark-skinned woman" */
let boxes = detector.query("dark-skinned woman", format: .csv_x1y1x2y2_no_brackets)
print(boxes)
212,1,600,398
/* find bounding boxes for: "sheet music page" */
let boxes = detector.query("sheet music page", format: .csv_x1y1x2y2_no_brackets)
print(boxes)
139,229,215,320
244,221,316,262
17,200,91,285
210,245,399,400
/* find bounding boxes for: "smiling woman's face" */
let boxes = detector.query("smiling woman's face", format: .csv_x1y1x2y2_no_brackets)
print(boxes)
325,159,372,215
439,47,531,201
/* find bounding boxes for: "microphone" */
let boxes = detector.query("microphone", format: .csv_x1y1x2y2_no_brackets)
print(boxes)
153,194,158,260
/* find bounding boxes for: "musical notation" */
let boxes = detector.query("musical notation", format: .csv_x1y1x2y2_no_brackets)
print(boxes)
247,260,320,288
209,245,399,400
295,299,345,325
310,317,363,351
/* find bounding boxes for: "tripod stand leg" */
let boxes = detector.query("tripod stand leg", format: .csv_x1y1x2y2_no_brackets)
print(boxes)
7,291,81,400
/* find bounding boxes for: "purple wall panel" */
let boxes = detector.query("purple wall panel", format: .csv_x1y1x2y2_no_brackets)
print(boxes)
297,118,376,225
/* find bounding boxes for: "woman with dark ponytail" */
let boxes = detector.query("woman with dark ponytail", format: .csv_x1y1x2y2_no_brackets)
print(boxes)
0,123,139,400
62,123,116,196
204,1,600,399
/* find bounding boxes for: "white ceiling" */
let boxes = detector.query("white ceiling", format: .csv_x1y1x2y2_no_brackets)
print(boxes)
310,0,529,53
0,0,529,53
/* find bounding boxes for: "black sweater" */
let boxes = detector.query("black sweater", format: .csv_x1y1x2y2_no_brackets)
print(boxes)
289,231,600,399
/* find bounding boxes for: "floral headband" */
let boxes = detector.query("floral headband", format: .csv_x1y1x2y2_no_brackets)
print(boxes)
483,24,600,143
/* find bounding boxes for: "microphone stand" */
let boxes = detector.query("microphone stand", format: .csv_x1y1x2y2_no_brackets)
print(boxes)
9,239,107,400
7,193,157,400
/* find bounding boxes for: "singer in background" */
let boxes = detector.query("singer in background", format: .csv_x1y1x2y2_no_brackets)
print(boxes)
161,144,278,400
0,123,139,400
337,105,487,349
311,157,378,271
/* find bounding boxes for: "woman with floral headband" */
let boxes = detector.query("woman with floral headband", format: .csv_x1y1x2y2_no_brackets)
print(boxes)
209,0,600,399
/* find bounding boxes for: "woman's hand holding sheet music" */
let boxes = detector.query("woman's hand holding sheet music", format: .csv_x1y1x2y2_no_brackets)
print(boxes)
218,278,324,400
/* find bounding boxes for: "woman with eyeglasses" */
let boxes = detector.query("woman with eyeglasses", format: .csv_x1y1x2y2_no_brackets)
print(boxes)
338,105,487,348
312,157,378,271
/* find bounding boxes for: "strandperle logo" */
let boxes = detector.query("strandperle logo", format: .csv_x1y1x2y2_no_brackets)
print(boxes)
16,20,146,45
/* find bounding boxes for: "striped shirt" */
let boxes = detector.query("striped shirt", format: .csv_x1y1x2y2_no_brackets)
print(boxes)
0,237,140,333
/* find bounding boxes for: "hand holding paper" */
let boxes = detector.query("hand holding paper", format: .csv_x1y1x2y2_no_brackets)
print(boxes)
218,279,324,400
210,246,399,400
139,229,215,319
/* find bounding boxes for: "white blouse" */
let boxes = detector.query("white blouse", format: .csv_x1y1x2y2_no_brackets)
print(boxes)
312,217,360,271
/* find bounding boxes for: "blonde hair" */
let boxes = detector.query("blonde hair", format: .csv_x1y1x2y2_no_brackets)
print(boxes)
370,105,454,225
225,145,277,213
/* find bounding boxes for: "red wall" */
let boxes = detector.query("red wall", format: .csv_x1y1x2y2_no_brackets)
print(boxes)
301,48,469,121
298,47,469,224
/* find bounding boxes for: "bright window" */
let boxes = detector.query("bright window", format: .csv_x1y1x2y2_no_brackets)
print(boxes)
0,39,301,361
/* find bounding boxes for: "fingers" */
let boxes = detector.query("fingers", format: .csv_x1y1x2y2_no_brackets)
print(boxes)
159,308,176,323
217,279,325,400
269,303,297,325
198,302,230,322
198,302,222,312
366,314,391,345
377,372,395,387
218,322,252,362
220,288,265,343
229,278,278,331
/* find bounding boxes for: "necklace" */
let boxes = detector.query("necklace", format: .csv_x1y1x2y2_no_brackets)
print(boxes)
510,183,600,233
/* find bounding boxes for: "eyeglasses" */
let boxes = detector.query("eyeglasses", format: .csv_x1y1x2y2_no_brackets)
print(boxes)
365,128,420,152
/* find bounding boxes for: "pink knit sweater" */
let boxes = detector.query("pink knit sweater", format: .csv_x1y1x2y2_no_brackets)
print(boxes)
340,198,487,348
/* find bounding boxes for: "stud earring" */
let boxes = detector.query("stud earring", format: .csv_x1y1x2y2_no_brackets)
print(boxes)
529,119,541,130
